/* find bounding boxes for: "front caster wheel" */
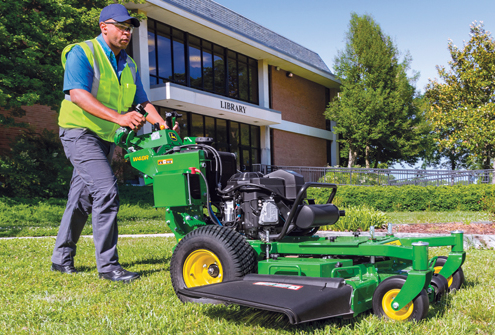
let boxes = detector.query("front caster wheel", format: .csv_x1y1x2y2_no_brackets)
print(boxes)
170,225,256,303
434,256,464,292
373,276,429,321
430,273,449,302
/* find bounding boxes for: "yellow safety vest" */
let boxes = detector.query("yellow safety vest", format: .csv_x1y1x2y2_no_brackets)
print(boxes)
58,38,138,142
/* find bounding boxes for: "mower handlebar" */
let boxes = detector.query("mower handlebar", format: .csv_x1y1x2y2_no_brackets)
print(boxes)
269,182,338,242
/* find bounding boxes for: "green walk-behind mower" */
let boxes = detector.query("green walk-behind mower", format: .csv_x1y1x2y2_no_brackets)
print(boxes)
115,107,466,324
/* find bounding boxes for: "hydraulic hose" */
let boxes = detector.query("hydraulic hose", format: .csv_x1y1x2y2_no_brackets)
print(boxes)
195,169,222,226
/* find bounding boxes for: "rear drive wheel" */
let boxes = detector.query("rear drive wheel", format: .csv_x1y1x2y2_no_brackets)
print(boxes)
434,256,464,292
170,225,256,303
373,276,429,321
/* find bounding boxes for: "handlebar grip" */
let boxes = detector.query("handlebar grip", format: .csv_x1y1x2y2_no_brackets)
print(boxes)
135,104,148,117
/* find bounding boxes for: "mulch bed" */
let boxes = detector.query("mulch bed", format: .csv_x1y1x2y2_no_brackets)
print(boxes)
376,223,495,235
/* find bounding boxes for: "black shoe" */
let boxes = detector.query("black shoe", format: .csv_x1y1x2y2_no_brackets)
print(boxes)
51,263,78,274
99,269,140,283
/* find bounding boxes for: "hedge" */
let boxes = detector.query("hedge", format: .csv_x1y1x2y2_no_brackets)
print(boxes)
308,184,495,212
121,184,495,212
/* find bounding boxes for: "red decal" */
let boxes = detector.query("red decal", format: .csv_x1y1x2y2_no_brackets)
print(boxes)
253,282,303,290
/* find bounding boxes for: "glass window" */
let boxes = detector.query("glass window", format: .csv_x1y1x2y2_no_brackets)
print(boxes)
240,123,250,146
241,149,250,172
148,19,259,105
249,58,259,104
189,35,202,88
214,45,225,95
205,116,215,138
251,149,259,165
178,111,189,137
172,29,186,84
229,121,240,165
157,23,172,83
250,126,260,148
216,119,228,151
202,41,213,92
227,50,238,98
190,113,204,137
153,107,260,170
238,55,248,101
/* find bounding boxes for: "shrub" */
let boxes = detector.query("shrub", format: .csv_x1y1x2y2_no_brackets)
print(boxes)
320,204,388,232
0,130,73,198
308,184,495,212
481,196,495,220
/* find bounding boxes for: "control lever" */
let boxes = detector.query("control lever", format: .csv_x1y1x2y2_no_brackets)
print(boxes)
165,111,182,130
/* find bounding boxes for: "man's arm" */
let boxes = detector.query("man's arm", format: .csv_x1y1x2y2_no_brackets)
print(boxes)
70,89,145,130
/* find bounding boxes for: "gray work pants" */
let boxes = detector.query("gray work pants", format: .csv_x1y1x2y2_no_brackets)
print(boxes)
52,127,121,273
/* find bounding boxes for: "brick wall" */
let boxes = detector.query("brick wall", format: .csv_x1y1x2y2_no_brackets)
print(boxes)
271,67,328,129
0,105,59,155
272,129,327,167
270,67,332,166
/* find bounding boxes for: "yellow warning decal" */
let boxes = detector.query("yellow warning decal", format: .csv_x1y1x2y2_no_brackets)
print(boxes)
132,155,149,162
158,159,174,165
385,240,402,246
169,132,178,141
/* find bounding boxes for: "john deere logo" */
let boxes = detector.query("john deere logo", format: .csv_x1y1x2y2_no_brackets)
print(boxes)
169,132,178,141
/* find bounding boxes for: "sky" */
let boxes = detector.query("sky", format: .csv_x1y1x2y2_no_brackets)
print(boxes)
213,0,495,94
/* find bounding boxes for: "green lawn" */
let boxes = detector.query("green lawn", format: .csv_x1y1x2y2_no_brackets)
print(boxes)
0,198,171,237
0,237,494,334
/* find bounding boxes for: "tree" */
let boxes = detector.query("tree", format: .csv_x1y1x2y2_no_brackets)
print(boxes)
325,13,427,168
0,0,144,127
425,21,495,171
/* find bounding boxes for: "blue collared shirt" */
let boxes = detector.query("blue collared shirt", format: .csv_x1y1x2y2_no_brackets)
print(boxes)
63,34,148,105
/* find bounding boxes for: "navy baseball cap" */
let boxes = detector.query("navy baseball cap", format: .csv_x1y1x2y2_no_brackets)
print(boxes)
99,4,140,27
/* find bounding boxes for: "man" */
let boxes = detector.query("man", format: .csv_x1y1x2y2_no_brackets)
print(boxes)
51,4,173,283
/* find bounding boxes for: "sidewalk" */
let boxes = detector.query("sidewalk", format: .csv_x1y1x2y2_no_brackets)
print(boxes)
2,231,494,249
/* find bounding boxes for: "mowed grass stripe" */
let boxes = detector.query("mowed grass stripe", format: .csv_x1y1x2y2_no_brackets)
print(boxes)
0,237,494,334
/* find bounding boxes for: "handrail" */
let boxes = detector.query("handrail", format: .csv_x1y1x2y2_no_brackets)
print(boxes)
253,164,495,187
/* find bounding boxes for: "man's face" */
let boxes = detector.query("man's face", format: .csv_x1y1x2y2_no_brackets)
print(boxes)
100,19,133,51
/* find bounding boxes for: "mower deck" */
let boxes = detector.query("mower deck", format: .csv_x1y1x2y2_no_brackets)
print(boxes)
179,274,354,324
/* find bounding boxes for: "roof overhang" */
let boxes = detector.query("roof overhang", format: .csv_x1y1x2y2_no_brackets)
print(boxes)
150,83,282,126
126,1,340,89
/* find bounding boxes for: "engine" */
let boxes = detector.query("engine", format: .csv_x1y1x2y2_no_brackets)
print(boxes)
209,168,343,240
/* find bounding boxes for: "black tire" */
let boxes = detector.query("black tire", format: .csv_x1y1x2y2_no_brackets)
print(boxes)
430,273,449,302
373,276,429,321
434,256,465,292
170,225,257,303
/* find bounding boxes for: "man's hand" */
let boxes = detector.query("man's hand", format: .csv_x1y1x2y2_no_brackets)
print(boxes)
163,121,180,132
117,111,146,131
70,89,146,131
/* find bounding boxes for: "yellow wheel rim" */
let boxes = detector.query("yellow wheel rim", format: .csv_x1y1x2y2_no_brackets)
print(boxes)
434,266,453,288
183,249,223,288
382,289,414,320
